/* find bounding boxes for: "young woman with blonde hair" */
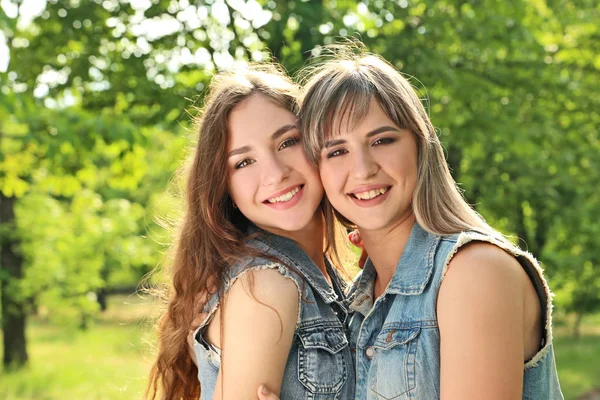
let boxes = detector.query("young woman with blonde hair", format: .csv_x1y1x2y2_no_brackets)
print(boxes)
258,46,563,399
146,65,355,400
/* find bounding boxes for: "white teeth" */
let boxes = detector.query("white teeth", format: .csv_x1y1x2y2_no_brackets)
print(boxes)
267,186,301,203
353,187,388,200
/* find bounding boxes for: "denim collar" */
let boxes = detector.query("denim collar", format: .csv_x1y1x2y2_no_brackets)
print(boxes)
246,224,339,304
350,223,440,311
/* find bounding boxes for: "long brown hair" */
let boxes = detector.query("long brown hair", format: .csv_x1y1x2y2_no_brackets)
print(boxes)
299,44,506,241
145,64,349,400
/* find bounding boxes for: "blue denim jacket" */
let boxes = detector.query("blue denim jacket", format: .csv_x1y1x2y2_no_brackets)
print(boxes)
193,225,355,400
347,223,563,399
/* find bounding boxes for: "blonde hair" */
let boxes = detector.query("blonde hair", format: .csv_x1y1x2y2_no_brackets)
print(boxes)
298,44,505,240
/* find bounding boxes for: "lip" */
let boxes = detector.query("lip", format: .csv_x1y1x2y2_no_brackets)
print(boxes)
263,184,303,203
347,184,390,195
347,184,391,207
263,184,305,210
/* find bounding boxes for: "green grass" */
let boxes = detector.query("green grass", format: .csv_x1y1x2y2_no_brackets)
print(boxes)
0,296,598,399
0,295,160,400
554,334,600,399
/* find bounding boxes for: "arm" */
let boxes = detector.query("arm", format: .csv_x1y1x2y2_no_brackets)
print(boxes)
437,242,527,400
211,268,299,400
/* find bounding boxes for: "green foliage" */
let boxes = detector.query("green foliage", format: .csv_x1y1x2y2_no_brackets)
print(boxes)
0,0,598,372
13,189,159,327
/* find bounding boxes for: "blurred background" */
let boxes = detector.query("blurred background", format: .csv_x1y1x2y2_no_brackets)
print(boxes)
0,0,598,399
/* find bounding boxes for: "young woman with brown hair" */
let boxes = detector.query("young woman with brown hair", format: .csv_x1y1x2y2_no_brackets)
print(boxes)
145,65,355,400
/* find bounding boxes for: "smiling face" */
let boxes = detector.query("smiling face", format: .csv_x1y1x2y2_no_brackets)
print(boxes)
318,99,418,232
227,93,324,235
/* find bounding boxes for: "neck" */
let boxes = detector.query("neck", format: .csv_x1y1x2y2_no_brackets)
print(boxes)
263,213,326,274
358,213,416,296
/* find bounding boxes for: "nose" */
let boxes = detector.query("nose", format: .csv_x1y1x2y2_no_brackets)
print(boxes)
261,154,290,187
352,148,379,180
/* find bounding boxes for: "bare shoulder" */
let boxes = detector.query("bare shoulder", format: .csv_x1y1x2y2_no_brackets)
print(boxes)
214,266,301,399
232,266,300,301
438,242,528,398
443,241,527,291
438,241,528,331
207,266,300,348
225,266,300,322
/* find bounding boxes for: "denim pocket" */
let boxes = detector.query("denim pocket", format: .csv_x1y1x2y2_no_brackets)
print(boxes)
297,325,349,395
370,326,421,399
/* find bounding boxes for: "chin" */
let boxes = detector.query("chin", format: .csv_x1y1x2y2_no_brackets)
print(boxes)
273,216,314,232
346,214,393,232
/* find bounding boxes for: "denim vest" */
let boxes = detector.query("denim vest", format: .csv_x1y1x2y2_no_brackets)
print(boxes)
193,225,355,400
347,223,563,399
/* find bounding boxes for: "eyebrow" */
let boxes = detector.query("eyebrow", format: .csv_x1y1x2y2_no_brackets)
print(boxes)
366,125,400,137
323,125,400,148
324,138,347,149
271,123,298,141
227,123,299,158
227,145,251,158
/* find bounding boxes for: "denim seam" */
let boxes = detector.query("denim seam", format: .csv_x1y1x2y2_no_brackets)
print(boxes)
380,320,437,329
387,236,440,295
352,270,377,301
298,318,345,330
297,344,347,393
370,330,419,399
297,328,349,353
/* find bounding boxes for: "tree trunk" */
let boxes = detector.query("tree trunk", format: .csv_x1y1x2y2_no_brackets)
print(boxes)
0,194,28,369
97,287,107,312
96,262,110,312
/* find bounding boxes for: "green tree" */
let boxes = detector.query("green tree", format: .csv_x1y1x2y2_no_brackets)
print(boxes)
1,0,598,370
0,0,204,368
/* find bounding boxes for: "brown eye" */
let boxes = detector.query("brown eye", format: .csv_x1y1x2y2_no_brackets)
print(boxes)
372,137,395,146
235,159,255,169
326,148,348,159
279,137,300,150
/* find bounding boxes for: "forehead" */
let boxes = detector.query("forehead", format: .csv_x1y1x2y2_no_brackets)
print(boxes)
326,95,393,138
228,94,296,145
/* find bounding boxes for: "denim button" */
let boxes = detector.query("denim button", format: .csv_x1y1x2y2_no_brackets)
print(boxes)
365,346,375,359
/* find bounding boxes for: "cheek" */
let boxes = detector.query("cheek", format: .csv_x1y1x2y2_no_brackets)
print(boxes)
381,146,417,182
319,163,344,198
291,149,323,187
228,170,257,206
305,163,324,189
400,151,419,182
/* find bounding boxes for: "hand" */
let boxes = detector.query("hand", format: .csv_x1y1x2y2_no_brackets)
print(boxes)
348,230,368,269
257,385,280,400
